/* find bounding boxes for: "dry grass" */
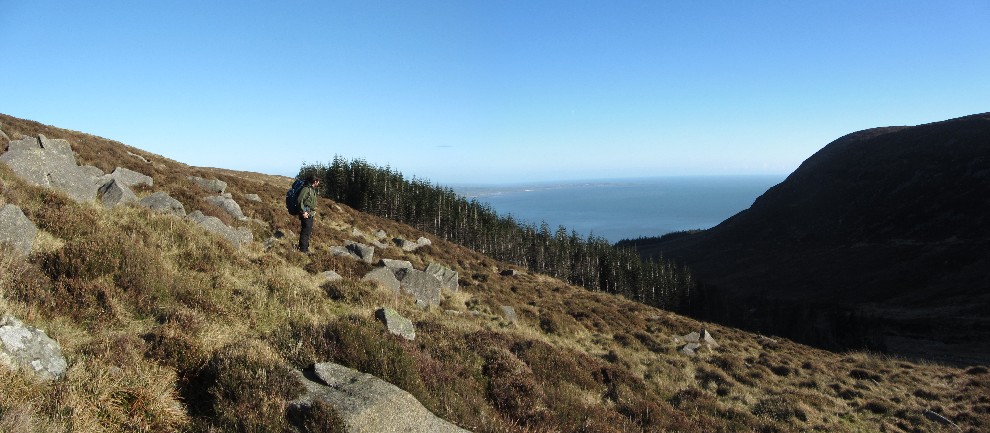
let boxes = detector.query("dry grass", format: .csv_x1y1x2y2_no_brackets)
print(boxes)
1,113,988,433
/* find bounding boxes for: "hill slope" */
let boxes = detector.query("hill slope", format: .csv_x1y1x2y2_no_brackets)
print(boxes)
1,113,988,432
627,113,990,365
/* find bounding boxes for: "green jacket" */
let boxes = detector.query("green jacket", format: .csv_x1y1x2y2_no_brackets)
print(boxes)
298,185,317,214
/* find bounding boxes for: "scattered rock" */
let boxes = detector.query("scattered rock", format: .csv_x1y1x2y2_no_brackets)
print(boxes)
187,176,227,194
676,329,719,356
244,193,261,202
138,191,186,216
416,237,432,247
679,343,703,356
500,306,518,324
186,210,252,248
395,269,442,306
205,195,248,221
98,178,138,208
380,259,414,271
361,267,401,293
0,315,68,381
288,362,468,433
373,229,387,239
426,263,459,292
126,151,150,164
375,308,415,341
109,166,153,188
351,227,366,238
322,271,343,282
345,241,375,264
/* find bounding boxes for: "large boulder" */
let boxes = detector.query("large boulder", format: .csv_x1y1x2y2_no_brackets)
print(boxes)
380,259,413,272
0,135,102,203
395,269,442,306
204,195,247,221
109,166,153,188
0,204,36,256
138,191,186,216
0,315,67,381
361,267,401,293
426,263,459,292
186,210,252,248
188,176,227,194
98,179,138,208
288,362,468,433
345,241,375,264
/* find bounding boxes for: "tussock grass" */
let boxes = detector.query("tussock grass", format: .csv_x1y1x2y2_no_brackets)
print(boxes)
1,113,988,433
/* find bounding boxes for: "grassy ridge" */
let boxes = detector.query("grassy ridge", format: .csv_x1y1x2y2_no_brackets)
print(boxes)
1,113,988,432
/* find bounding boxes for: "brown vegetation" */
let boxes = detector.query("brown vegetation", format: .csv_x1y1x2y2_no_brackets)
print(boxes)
1,113,987,432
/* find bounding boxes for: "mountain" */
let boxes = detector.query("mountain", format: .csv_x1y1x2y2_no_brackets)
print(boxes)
625,113,990,366
1,112,988,433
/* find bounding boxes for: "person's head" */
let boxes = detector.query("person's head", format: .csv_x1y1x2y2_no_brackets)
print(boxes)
304,174,319,186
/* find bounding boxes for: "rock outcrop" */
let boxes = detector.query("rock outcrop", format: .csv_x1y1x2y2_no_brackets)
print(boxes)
205,195,248,221
0,204,36,256
426,263,459,292
288,362,468,433
0,135,103,202
394,269,442,306
0,315,68,381
98,179,139,208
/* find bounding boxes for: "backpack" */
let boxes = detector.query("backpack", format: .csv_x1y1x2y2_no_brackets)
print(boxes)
285,178,306,215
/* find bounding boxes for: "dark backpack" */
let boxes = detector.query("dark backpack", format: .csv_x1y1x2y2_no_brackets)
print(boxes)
285,178,306,215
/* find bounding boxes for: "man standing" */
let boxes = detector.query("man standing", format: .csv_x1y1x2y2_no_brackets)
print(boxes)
298,175,320,253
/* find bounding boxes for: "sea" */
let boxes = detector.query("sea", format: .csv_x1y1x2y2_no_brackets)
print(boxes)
452,175,785,243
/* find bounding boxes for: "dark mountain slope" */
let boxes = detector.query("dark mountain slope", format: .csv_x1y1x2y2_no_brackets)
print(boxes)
629,113,990,364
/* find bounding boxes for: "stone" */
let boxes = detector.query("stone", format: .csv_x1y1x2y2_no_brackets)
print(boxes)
288,362,468,433
393,238,419,252
126,151,150,164
138,191,186,216
373,229,387,239
351,227,366,238
98,179,138,208
345,241,375,264
330,245,357,259
187,176,227,194
379,259,414,272
362,267,401,293
375,308,415,341
679,343,703,356
186,211,252,248
322,270,343,282
205,195,248,221
395,269,442,306
681,331,701,343
109,166,153,188
0,204,36,256
702,329,719,347
0,315,67,381
244,193,261,202
1,136,101,203
416,236,432,246
426,263,459,292
500,306,518,324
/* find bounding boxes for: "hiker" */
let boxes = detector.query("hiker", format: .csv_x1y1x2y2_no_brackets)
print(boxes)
297,175,320,253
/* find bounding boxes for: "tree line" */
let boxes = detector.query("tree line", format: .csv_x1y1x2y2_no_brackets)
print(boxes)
299,156,695,311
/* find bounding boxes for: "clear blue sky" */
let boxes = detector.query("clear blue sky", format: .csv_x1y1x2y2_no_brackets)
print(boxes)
2,1,988,184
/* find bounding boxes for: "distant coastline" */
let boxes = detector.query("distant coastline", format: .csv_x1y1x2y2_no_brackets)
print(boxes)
453,175,785,243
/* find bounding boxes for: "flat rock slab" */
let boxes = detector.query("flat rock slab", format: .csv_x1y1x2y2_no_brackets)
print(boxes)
1,136,102,203
288,362,468,433
375,308,415,341
395,269,442,306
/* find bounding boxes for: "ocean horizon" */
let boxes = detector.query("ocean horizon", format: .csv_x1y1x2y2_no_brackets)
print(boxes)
452,175,785,243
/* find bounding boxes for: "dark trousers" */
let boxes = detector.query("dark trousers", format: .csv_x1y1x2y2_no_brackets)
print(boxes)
298,214,314,252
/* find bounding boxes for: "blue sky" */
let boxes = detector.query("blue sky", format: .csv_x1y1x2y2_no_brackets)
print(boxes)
2,1,988,184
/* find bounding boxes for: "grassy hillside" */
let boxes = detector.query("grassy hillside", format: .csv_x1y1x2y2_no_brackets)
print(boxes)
1,113,987,432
